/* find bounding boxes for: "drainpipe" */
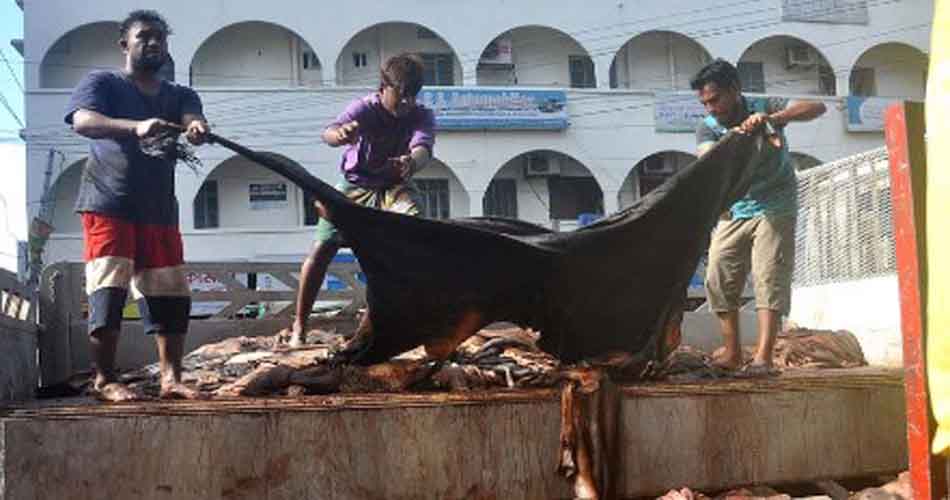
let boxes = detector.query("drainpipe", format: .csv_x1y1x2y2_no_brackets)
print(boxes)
668,33,677,89
290,35,300,86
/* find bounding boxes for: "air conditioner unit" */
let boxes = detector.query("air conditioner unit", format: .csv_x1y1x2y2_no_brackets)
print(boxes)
641,155,674,175
524,155,560,177
785,45,817,68
479,37,513,66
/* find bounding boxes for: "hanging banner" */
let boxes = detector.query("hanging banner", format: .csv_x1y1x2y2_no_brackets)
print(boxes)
846,96,898,132
418,89,568,130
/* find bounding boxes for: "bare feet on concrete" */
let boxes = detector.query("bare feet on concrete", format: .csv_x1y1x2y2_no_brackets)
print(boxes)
710,349,742,371
159,378,208,400
288,322,307,348
92,375,145,402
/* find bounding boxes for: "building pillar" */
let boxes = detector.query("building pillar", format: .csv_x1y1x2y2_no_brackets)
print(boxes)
322,63,338,87
462,61,479,86
468,190,485,217
836,71,851,97
594,53,614,89
603,189,620,215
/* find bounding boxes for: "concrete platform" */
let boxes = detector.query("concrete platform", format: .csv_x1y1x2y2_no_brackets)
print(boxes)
0,368,907,499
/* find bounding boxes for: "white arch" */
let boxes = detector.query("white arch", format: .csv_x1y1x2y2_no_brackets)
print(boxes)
40,22,122,88
45,158,85,233
847,42,928,98
790,151,822,171
737,34,836,96
189,21,324,87
474,25,597,87
191,152,310,229
610,30,712,90
618,150,697,208
334,21,465,87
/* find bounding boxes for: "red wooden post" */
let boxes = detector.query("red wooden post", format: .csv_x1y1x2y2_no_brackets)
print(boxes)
884,101,947,499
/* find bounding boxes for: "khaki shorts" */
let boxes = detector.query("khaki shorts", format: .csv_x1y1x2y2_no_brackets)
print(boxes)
314,179,421,245
704,213,796,315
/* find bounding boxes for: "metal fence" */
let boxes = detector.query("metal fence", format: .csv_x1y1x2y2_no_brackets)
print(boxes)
792,147,895,287
1,268,38,400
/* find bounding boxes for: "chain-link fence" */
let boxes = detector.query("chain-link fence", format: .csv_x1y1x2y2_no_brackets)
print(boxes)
793,147,895,287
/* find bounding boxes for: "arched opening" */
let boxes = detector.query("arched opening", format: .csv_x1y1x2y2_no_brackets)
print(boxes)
46,159,84,234
41,22,122,88
790,152,822,171
191,22,322,87
193,153,306,229
618,151,696,209
477,26,594,88
609,31,711,90
489,150,602,230
337,23,462,87
412,159,470,219
850,43,928,98
738,36,836,96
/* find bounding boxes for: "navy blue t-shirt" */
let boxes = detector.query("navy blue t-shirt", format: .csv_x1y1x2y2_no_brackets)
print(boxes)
65,70,203,225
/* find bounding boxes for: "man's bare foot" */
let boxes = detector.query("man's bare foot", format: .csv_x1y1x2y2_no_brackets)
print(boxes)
159,380,208,400
288,323,307,348
710,349,742,371
735,362,779,379
92,381,145,402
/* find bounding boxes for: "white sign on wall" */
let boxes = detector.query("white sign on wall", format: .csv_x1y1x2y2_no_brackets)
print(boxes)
653,92,706,133
781,0,869,25
249,183,289,210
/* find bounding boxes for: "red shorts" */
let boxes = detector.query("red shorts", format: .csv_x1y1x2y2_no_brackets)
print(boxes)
81,213,190,335
82,213,183,269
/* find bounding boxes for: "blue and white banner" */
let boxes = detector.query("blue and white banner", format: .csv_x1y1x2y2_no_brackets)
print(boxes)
419,89,568,130
846,96,897,132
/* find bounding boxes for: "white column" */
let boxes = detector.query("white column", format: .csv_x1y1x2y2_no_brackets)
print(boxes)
603,189,620,215
468,190,485,217
462,61,479,86
594,53,614,89
836,72,850,97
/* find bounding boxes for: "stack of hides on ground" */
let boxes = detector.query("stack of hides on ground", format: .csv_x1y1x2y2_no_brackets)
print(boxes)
116,327,866,398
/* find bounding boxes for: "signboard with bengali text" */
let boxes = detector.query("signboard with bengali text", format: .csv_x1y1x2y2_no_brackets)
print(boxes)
419,89,568,130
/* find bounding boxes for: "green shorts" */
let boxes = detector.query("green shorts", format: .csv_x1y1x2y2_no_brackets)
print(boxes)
313,179,421,245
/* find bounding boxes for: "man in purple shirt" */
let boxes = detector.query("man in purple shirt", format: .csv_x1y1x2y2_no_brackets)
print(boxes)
289,53,436,348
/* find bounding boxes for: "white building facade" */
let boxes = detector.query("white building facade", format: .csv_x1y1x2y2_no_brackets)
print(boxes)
17,0,932,264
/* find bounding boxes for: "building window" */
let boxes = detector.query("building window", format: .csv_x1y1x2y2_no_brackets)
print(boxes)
548,177,603,220
194,180,219,229
738,62,765,93
818,64,837,96
420,53,454,86
569,55,595,88
302,51,320,70
849,67,876,96
415,179,450,219
353,52,368,68
484,178,518,218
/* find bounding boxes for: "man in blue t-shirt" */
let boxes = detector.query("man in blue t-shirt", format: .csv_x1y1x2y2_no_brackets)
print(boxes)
65,10,210,401
691,59,826,376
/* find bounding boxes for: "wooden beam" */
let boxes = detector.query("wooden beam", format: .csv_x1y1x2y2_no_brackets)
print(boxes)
1,369,908,499
885,101,948,499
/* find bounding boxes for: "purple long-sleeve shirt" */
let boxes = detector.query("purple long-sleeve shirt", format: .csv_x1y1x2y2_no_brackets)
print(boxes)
330,93,436,188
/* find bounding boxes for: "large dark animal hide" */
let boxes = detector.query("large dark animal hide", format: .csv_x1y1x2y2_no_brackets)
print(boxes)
208,131,776,366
